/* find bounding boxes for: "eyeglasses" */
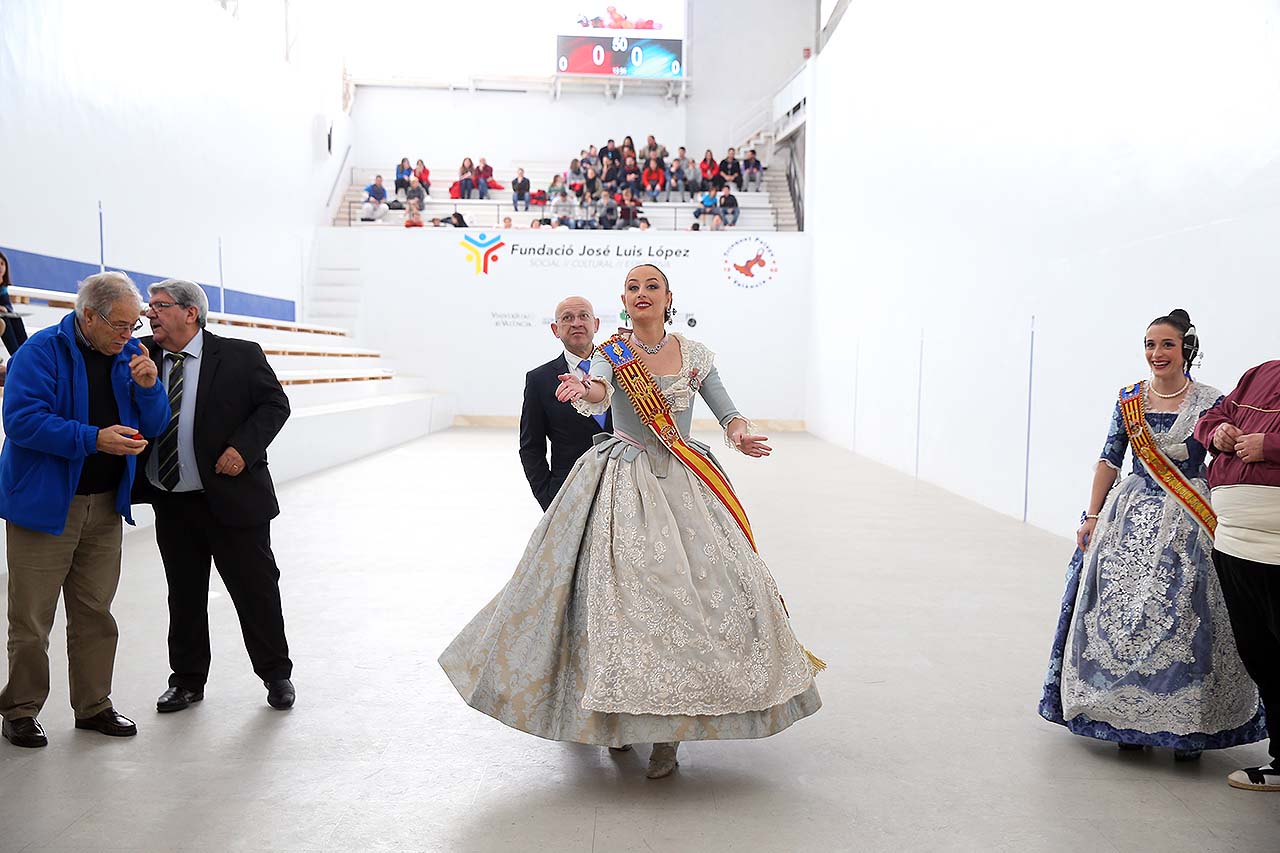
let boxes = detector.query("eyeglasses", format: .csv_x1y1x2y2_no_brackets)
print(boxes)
96,310,144,334
144,301,182,314
558,312,595,324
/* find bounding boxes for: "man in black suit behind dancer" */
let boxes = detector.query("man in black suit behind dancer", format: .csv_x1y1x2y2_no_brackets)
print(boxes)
519,296,611,511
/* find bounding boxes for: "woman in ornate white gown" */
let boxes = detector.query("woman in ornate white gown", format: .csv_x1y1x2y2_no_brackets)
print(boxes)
1039,309,1264,758
440,264,821,778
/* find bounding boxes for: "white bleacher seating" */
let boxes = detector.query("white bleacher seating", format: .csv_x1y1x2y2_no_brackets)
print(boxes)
336,160,790,231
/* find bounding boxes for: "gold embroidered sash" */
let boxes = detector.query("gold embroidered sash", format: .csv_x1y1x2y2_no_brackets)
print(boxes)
1118,382,1217,537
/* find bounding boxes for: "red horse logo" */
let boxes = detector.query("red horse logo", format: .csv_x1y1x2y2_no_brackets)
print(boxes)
733,251,766,277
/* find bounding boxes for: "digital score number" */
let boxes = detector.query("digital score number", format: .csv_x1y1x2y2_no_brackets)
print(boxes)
556,35,684,79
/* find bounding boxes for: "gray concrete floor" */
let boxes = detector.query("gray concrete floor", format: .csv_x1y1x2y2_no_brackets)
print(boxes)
0,428,1277,852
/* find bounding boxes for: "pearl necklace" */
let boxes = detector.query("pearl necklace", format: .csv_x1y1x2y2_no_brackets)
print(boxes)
631,333,669,355
1149,376,1190,399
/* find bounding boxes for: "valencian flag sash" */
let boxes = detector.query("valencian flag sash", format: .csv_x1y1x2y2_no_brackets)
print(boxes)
598,333,826,673
1118,381,1217,537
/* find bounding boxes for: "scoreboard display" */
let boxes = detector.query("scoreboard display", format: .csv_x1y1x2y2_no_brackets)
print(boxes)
557,34,684,78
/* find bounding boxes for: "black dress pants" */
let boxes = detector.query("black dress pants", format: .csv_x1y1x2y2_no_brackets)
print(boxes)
154,492,292,689
1214,548,1280,763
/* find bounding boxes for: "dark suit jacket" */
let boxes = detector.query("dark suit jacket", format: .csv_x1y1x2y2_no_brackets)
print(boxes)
133,330,291,527
519,353,611,511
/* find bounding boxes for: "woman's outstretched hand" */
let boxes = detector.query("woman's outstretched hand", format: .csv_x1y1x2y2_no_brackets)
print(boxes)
729,422,772,458
555,373,588,403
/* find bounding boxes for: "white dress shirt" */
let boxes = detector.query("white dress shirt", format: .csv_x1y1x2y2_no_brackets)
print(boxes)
147,329,205,492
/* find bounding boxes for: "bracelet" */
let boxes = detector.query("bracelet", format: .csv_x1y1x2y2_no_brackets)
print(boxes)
1079,511,1099,524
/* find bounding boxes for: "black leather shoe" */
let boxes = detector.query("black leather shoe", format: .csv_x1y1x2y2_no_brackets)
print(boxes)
74,708,137,737
265,679,295,710
2,716,48,748
157,686,204,713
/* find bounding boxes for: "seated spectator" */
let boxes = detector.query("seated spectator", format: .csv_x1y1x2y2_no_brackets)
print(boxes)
503,216,514,229
643,134,668,164
512,167,531,211
459,157,477,199
642,158,666,202
618,187,642,228
404,208,425,228
691,189,718,222
622,156,642,195
395,157,413,198
360,175,390,221
601,161,621,196
596,190,619,230
600,139,622,167
719,148,743,191
450,212,468,228
699,150,722,191
551,190,575,228
666,147,690,202
566,159,585,196
580,166,601,200
688,222,701,232
580,146,598,172
429,217,446,227
405,176,427,211
622,135,636,154
548,174,567,198
741,149,764,192
530,219,543,230
474,157,494,199
413,159,431,195
573,195,596,230
0,250,30,356
717,185,740,227
709,213,726,231
637,218,651,231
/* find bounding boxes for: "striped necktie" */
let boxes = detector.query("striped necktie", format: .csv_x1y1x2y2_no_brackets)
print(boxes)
579,359,606,429
156,352,188,490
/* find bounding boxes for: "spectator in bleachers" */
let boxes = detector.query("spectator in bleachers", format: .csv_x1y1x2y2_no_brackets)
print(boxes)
692,188,718,223
601,139,621,167
699,150,721,192
0,250,31,356
360,175,390,221
548,173,567,198
503,216,514,229
708,211,726,231
413,159,431,195
643,135,668,164
642,157,666,202
404,208,424,228
573,194,596,230
405,176,427,212
530,219,543,230
717,184,741,227
689,222,701,232
666,147,690,202
430,217,446,227
450,212,468,228
580,147,598,172
552,190,576,228
459,158,477,199
741,150,764,192
474,157,494,200
622,156,643,196
581,166,601,201
618,187,642,228
395,158,413,198
512,168,531,211
601,160,621,196
622,135,636,155
719,148,743,192
596,190,619,230
638,218,651,231
567,159,585,194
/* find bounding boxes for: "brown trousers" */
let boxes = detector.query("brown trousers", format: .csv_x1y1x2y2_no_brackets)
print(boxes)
0,493,123,720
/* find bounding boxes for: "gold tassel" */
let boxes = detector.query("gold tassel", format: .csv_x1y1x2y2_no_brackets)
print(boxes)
804,647,827,674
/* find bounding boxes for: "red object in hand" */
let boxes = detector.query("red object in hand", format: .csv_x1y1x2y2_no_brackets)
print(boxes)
131,433,143,441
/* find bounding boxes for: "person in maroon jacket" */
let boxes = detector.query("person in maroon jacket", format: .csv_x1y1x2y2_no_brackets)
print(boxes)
1195,360,1280,791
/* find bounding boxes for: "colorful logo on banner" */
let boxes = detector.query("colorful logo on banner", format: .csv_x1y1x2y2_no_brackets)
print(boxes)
722,238,778,289
460,232,505,275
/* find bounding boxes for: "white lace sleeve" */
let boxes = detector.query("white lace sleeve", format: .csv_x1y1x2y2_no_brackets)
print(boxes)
572,377,613,416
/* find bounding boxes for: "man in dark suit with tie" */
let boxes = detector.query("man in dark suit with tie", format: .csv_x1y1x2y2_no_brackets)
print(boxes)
132,279,295,713
520,296,611,511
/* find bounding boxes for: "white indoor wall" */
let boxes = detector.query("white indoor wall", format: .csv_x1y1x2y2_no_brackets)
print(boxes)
806,0,1280,539
687,0,816,156
351,87,687,171
0,0,349,308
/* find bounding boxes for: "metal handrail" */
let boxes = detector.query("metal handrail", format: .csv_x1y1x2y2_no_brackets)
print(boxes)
345,198,777,231
785,144,804,231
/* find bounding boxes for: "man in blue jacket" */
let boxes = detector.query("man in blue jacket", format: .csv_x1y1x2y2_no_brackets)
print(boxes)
0,272,169,748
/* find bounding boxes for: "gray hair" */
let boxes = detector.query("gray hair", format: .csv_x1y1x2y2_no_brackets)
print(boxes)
76,271,142,317
149,279,209,327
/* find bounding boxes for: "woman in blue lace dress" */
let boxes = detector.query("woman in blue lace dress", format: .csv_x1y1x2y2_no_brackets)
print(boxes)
1039,309,1265,759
